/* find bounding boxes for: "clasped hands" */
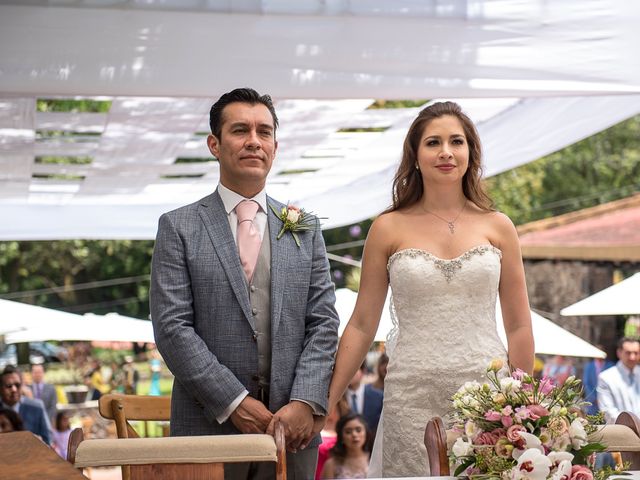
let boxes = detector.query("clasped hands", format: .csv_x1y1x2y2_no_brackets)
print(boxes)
230,396,327,452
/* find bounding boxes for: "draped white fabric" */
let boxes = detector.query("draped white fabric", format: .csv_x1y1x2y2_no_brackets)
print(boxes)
0,1,639,239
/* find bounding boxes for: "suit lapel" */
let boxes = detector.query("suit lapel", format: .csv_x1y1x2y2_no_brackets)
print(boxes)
268,198,288,334
199,190,254,328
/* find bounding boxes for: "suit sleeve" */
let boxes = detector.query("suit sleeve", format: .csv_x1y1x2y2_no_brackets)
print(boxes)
288,218,340,414
596,373,619,424
150,213,247,423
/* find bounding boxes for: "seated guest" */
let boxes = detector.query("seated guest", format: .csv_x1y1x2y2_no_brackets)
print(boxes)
346,362,383,434
52,411,72,459
29,363,58,423
542,355,576,386
315,394,350,480
583,347,614,415
371,353,388,391
0,406,24,433
0,365,51,444
321,412,372,479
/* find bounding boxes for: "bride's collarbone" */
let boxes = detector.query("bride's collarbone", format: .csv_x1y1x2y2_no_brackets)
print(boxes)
392,239,495,261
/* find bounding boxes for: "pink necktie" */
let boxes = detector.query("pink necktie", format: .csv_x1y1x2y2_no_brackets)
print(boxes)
235,200,262,282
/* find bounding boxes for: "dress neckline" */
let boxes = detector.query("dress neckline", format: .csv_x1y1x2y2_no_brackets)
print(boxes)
388,244,502,269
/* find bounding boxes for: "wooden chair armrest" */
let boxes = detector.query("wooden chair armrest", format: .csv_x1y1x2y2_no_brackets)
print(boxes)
74,433,278,468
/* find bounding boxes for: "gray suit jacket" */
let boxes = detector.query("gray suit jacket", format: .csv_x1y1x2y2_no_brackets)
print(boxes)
30,382,57,422
150,190,339,446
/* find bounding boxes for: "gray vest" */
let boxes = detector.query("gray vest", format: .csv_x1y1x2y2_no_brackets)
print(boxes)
249,229,272,397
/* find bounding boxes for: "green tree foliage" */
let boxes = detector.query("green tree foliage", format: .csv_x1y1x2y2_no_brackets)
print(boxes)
36,98,111,113
487,115,640,225
0,240,153,318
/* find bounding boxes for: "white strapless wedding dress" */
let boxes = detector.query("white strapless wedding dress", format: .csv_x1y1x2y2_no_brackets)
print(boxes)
368,245,507,478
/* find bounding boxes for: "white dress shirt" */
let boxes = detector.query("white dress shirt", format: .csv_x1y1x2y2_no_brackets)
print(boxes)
218,183,268,242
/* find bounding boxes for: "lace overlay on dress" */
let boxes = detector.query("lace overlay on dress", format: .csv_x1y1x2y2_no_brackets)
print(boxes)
370,244,507,478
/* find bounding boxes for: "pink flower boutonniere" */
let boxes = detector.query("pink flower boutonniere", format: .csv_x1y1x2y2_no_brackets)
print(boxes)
269,204,315,247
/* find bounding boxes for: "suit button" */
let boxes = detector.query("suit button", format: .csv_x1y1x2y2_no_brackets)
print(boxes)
252,375,260,381
250,285,256,292
252,333,257,342
252,308,258,315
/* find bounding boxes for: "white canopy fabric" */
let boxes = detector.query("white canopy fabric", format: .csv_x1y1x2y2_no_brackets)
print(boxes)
0,1,640,239
560,272,640,317
0,299,155,343
334,290,605,358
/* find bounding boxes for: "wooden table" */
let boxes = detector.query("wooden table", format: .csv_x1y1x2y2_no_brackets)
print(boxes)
1,430,87,479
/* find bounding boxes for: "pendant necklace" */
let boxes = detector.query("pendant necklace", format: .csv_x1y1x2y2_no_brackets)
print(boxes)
422,200,467,234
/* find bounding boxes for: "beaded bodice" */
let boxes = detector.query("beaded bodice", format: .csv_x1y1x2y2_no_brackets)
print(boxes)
384,244,502,352
387,244,502,282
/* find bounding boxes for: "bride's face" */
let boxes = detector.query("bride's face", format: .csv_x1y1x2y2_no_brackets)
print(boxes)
416,115,469,186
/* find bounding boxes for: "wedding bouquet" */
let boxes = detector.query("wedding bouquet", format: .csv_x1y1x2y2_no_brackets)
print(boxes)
449,360,620,480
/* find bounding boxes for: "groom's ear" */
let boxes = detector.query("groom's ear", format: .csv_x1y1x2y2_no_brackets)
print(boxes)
207,134,221,159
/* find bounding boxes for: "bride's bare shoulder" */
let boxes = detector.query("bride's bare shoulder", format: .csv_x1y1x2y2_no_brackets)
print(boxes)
367,210,408,253
371,209,414,235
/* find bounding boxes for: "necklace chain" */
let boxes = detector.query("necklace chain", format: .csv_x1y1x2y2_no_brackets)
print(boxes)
422,200,467,234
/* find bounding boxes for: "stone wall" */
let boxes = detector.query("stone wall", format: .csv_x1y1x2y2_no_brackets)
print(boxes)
523,259,639,358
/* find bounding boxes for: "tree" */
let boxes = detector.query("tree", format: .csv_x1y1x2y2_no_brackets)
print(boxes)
0,240,153,318
486,115,640,224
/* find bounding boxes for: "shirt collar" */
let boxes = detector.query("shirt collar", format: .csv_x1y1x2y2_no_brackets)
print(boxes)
217,183,268,215
617,361,639,377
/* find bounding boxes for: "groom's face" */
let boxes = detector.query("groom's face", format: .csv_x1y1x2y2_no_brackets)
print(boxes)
208,102,278,192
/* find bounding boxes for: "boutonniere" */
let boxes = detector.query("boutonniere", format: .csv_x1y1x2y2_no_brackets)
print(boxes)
269,204,315,247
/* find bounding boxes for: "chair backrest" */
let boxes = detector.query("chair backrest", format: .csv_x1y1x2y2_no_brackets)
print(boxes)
614,411,640,469
67,421,287,480
424,416,450,476
98,393,171,439
424,412,640,477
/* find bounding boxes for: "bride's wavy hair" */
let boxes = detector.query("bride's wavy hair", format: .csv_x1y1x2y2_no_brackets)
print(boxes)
386,101,494,213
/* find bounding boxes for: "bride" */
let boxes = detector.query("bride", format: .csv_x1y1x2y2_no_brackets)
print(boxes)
323,101,534,477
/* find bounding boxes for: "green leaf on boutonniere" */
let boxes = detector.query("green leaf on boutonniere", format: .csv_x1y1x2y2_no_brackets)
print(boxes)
269,203,318,247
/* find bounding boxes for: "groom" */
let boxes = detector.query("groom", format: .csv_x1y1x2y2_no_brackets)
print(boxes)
150,88,339,479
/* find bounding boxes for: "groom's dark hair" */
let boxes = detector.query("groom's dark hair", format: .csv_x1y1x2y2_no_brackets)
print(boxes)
209,87,279,140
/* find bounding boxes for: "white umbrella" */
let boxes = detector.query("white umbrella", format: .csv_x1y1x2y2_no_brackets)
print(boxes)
496,299,606,359
560,272,640,316
1,299,155,344
334,288,393,343
0,298,86,338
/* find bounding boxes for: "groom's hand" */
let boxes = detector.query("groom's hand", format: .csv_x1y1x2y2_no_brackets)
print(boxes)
267,400,313,452
230,396,273,434
301,414,327,450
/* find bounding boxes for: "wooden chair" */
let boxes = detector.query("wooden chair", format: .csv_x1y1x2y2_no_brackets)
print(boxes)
98,393,171,439
67,421,287,480
97,393,171,479
424,416,450,476
614,411,640,468
424,412,640,476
